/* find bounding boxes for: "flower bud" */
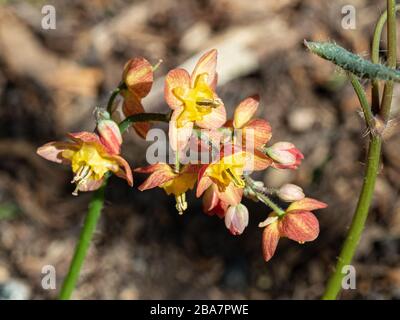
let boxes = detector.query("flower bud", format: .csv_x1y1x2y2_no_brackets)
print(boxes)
265,142,304,169
122,58,153,98
224,204,249,235
97,119,122,155
277,184,305,202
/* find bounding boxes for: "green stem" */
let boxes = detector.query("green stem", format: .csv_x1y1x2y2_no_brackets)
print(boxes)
118,112,171,133
370,4,400,113
59,182,107,300
380,0,397,122
106,87,121,114
348,73,374,132
244,176,285,217
323,0,396,299
322,136,382,300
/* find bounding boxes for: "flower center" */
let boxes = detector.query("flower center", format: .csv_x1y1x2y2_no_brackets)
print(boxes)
65,143,118,195
173,73,221,127
207,152,246,191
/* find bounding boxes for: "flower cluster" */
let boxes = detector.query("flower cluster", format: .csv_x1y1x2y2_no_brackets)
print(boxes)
37,49,326,262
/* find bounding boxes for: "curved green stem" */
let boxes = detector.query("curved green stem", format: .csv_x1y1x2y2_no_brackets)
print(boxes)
371,3,400,115
380,0,397,122
348,73,374,132
106,87,121,114
59,181,107,300
118,112,171,133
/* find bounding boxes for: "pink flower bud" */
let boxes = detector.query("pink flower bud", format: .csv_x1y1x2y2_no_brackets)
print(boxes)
266,142,304,169
277,184,305,202
225,204,249,235
97,119,122,155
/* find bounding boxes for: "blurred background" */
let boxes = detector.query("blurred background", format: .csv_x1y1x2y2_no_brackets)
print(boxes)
0,0,400,299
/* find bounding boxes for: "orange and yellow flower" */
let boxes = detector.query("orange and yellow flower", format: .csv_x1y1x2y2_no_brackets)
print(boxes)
135,163,199,214
36,119,133,195
165,49,226,151
197,145,271,213
260,198,327,262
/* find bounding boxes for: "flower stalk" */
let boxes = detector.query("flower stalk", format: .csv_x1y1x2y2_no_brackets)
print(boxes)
322,0,396,299
244,175,285,217
59,180,107,300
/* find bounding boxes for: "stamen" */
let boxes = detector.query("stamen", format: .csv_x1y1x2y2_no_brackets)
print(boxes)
175,193,188,215
196,98,222,108
71,165,93,196
226,168,245,188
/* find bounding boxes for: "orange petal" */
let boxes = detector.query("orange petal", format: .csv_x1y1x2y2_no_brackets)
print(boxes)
78,177,104,192
168,108,194,151
196,164,213,197
195,102,226,130
135,163,175,191
287,198,328,212
122,57,153,98
36,141,77,164
244,119,272,149
244,149,272,172
112,155,134,186
262,221,280,262
97,119,122,155
68,132,106,152
190,49,217,88
135,163,172,174
279,210,319,243
202,185,229,218
202,186,219,212
165,68,190,109
233,95,259,128
122,91,151,139
181,164,202,174
217,184,243,206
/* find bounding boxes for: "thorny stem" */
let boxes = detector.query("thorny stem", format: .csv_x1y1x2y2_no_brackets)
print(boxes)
244,176,285,217
59,181,107,300
322,0,396,300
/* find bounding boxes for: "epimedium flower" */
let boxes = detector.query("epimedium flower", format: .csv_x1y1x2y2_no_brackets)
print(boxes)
197,144,271,209
135,163,199,214
36,119,133,196
165,49,226,151
264,141,304,169
121,57,154,138
260,198,327,262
